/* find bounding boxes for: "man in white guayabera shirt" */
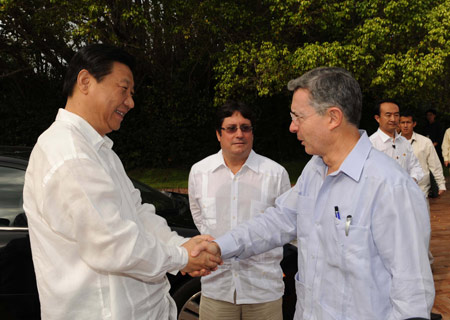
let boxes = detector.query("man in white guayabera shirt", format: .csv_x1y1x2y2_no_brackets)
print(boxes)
188,100,290,319
191,67,435,320
23,44,221,320
369,99,423,183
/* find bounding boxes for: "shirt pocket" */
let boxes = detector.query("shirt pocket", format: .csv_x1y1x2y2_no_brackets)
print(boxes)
250,200,271,216
333,217,371,263
199,197,217,229
294,273,306,317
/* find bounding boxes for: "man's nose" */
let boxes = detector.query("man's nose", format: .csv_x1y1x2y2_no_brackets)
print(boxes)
289,120,298,133
235,128,245,137
125,95,135,109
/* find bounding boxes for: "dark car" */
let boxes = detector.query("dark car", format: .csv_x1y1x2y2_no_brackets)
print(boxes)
0,146,297,320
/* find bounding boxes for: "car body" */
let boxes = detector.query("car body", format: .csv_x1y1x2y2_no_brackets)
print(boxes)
0,146,297,320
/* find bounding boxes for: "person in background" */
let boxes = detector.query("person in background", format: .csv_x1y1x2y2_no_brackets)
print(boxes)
370,99,423,183
192,67,435,319
424,108,445,198
424,108,444,161
442,127,450,169
23,44,221,320
399,110,445,319
188,100,291,320
399,110,446,199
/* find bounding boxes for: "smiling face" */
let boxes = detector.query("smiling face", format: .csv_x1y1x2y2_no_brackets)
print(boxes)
216,111,253,163
88,62,135,136
289,89,329,156
375,102,399,137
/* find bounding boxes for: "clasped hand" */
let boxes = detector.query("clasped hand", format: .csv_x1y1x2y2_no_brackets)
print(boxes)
181,235,222,277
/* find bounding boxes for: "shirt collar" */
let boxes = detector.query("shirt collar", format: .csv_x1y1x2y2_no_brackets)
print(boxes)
242,150,258,173
211,149,258,173
337,130,371,182
376,127,399,142
312,130,371,182
56,108,113,150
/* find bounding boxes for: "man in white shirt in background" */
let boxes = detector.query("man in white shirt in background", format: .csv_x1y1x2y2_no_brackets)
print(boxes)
188,100,291,320
399,110,446,200
442,127,450,169
23,44,221,320
370,99,423,183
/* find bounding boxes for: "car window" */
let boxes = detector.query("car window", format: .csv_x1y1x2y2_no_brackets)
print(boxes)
0,166,27,227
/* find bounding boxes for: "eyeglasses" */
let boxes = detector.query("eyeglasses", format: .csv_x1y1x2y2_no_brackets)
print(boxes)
290,111,316,122
221,125,253,134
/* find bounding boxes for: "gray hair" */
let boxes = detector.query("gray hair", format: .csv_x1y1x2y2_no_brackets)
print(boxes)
287,67,362,127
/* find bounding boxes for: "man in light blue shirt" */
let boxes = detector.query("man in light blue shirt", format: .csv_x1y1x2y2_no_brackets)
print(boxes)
193,67,435,319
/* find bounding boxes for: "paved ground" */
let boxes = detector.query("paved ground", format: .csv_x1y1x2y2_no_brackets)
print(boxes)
429,177,450,318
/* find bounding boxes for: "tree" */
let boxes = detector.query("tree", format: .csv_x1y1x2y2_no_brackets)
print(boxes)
2,0,449,167
213,0,450,119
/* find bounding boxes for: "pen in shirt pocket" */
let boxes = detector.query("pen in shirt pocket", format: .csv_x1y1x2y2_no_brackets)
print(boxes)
345,215,352,236
334,206,341,220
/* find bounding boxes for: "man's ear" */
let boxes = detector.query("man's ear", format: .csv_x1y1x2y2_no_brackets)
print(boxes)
216,130,222,142
328,107,343,130
76,69,91,95
374,114,380,124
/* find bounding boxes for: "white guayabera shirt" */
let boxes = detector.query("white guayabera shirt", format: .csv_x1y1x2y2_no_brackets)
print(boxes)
188,150,291,304
369,128,424,182
24,108,188,320
406,132,446,196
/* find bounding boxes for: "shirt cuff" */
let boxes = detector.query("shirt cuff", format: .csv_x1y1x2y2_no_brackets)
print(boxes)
168,246,189,276
215,233,239,260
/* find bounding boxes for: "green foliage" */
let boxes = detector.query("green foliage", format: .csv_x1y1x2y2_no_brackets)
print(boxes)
128,157,311,189
128,167,190,189
213,0,450,117
2,0,450,171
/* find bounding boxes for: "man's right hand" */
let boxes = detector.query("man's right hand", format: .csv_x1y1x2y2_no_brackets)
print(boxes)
191,240,221,258
180,236,222,276
185,240,222,277
445,161,449,167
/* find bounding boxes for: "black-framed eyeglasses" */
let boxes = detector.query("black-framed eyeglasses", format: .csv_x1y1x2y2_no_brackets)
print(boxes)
221,125,253,134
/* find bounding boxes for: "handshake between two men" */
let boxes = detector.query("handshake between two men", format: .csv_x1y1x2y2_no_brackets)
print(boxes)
180,235,222,277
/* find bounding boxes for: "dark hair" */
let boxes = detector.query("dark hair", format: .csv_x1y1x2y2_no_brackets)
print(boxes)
426,108,437,115
400,110,416,122
374,99,399,116
62,44,136,98
215,100,254,133
287,67,362,127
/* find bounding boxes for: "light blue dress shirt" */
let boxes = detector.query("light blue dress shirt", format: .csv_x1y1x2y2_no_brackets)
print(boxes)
216,131,435,320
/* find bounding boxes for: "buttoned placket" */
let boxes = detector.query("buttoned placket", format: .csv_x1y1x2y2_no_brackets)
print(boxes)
230,170,241,299
230,171,239,228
